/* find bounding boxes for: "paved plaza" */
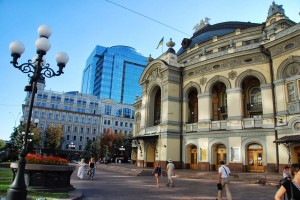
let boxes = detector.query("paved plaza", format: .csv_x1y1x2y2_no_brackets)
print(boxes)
69,163,281,200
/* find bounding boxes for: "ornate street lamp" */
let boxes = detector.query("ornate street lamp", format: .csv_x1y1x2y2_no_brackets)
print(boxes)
69,142,76,150
7,25,69,200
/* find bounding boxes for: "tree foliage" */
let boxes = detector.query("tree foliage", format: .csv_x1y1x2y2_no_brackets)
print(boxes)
99,129,116,159
98,129,132,161
83,136,101,161
7,127,23,161
0,139,6,149
44,124,63,150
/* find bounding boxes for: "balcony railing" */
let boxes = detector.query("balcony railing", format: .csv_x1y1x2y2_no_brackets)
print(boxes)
247,103,262,112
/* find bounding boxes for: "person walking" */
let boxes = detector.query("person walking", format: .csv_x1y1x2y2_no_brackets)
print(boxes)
283,166,291,181
88,157,96,179
217,161,232,200
275,163,300,200
77,158,86,180
166,159,175,187
152,162,162,187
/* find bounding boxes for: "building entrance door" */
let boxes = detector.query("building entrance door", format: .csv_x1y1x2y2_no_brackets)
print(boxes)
216,144,227,169
247,143,264,172
191,148,197,169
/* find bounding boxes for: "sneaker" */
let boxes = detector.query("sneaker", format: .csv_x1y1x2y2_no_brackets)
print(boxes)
166,183,169,187
172,184,175,188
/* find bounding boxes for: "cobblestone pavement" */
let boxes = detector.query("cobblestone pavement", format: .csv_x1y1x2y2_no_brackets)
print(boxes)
70,163,281,200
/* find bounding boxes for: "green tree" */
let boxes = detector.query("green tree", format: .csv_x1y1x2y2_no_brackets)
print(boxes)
8,127,23,160
99,129,115,159
0,139,5,149
44,124,63,150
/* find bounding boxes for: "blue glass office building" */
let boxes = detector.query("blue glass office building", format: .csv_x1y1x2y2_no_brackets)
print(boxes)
81,45,147,104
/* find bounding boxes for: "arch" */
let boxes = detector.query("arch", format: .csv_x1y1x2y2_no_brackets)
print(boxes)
145,144,155,167
277,56,300,79
135,112,141,122
205,75,231,93
147,85,162,127
185,143,198,169
241,137,266,166
139,59,167,84
208,138,229,165
183,81,201,99
287,116,300,130
235,69,267,88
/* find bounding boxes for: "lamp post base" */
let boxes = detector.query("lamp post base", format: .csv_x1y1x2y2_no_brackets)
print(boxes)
7,188,27,200
6,156,28,200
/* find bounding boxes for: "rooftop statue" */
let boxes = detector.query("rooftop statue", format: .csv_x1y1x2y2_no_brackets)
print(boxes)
267,1,286,18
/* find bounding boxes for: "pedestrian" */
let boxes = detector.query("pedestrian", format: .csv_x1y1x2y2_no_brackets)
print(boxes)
88,157,96,179
152,162,162,187
217,161,232,200
283,165,291,181
166,159,175,187
77,158,86,179
275,163,300,200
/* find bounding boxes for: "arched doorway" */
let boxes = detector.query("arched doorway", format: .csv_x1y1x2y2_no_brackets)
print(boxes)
247,143,264,172
214,144,227,169
146,144,155,167
293,145,300,163
186,144,198,169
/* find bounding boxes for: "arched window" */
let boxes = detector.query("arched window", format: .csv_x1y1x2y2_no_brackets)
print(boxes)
188,90,198,123
154,89,161,125
250,87,262,104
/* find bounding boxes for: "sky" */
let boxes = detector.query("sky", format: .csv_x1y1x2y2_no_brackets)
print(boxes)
0,0,299,141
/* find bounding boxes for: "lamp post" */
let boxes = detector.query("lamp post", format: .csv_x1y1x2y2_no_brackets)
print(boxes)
7,25,69,200
69,142,76,150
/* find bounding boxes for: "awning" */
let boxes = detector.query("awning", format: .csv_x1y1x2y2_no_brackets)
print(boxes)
273,135,300,144
134,134,159,140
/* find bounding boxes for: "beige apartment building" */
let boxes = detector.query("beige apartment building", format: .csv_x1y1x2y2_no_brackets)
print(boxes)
132,2,300,172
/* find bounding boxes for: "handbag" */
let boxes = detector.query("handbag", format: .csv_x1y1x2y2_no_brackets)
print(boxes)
217,183,223,190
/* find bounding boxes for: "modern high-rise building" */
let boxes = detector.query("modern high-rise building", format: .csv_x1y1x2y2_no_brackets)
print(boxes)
81,45,148,104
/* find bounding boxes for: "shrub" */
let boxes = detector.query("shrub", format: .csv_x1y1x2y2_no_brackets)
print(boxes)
26,154,68,166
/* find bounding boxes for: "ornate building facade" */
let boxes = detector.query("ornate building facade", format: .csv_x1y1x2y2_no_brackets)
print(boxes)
132,2,300,172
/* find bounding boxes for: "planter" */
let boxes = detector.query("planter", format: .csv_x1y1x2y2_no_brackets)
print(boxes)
10,162,76,192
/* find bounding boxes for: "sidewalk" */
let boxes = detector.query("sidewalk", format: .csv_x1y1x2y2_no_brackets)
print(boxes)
95,163,282,186
68,163,282,200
